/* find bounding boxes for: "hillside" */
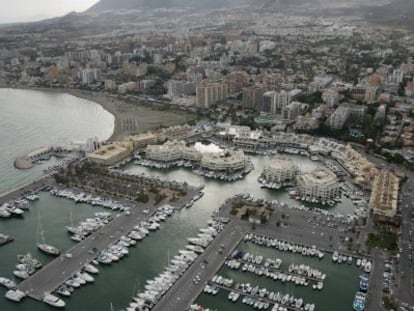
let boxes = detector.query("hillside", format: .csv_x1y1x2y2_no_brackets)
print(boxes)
87,0,255,12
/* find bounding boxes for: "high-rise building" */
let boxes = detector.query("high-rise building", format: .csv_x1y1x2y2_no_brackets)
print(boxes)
242,87,265,110
327,106,351,130
262,91,276,114
282,101,302,121
196,80,229,108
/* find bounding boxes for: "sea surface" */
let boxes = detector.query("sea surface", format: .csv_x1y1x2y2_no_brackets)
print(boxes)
0,88,114,194
0,89,360,311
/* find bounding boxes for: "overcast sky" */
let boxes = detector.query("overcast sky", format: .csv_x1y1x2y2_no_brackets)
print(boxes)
0,0,100,23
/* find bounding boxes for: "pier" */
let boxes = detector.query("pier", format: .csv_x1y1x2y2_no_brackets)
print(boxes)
17,188,198,302
152,224,246,311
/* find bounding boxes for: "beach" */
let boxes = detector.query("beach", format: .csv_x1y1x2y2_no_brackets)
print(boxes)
6,87,192,142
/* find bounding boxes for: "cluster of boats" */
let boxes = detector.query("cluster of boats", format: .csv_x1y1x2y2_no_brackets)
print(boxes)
193,167,251,182
352,273,370,311
210,275,315,311
56,264,98,298
355,258,373,273
182,191,204,209
97,205,175,265
134,157,195,170
0,194,40,218
48,188,131,212
257,176,294,190
288,191,341,207
66,212,113,242
122,219,226,311
12,253,42,280
243,234,325,259
288,264,326,281
189,304,216,311
331,252,372,273
0,199,29,218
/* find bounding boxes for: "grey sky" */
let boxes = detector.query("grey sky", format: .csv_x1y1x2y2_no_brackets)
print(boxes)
0,0,99,23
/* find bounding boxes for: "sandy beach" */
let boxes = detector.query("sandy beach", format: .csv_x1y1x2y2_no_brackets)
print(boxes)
5,87,193,142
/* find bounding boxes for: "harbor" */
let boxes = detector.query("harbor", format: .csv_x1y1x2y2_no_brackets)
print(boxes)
0,144,376,311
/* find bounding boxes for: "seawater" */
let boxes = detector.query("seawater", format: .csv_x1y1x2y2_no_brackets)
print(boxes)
0,88,114,194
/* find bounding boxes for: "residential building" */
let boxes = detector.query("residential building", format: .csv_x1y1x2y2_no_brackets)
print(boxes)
88,142,133,165
297,168,341,202
242,86,265,110
369,170,400,220
196,80,229,108
327,106,351,130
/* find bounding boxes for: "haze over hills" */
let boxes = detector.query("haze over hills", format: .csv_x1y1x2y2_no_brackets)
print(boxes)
87,0,257,12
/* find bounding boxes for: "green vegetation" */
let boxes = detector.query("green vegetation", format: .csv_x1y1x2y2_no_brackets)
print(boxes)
366,230,398,252
382,295,398,311
136,192,149,203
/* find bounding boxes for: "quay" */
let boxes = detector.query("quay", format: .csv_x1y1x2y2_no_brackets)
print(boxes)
17,187,199,302
151,198,360,311
0,233,14,247
152,223,246,311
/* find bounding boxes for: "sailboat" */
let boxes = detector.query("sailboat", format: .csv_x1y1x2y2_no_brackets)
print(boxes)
36,209,60,256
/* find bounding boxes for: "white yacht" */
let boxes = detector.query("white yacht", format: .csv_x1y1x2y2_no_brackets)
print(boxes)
37,244,60,256
13,270,29,279
43,293,66,308
84,264,99,274
0,277,16,289
5,289,26,302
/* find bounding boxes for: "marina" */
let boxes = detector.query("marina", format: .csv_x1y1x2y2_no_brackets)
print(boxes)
0,146,372,311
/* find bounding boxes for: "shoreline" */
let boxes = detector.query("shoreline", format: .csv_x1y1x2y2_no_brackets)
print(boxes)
1,86,190,142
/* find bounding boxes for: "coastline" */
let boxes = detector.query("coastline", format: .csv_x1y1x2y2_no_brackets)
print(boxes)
1,86,190,142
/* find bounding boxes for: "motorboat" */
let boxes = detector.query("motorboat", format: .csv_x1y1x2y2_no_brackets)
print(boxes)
360,274,369,292
55,286,71,297
84,264,99,274
13,270,29,279
364,261,372,273
43,293,66,308
0,277,16,289
353,292,366,311
5,289,26,302
37,244,60,256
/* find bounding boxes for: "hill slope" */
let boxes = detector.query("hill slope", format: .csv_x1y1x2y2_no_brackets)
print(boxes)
87,0,255,12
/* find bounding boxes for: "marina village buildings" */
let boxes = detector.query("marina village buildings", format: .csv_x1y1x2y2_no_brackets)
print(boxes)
260,157,298,186
86,124,400,221
369,170,400,222
296,168,341,203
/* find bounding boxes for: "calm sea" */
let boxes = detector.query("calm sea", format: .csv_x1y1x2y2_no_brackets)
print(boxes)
0,88,114,194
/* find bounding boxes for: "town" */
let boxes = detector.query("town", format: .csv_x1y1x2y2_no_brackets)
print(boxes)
0,1,414,311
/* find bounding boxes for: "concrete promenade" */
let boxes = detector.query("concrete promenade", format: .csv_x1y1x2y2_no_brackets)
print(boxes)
153,223,245,311
152,198,367,311
17,188,199,301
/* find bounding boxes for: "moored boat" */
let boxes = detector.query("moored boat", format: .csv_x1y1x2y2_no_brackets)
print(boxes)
37,244,60,256
43,293,66,308
353,291,366,311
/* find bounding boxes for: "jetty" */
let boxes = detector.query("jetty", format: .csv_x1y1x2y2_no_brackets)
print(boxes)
17,188,198,301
